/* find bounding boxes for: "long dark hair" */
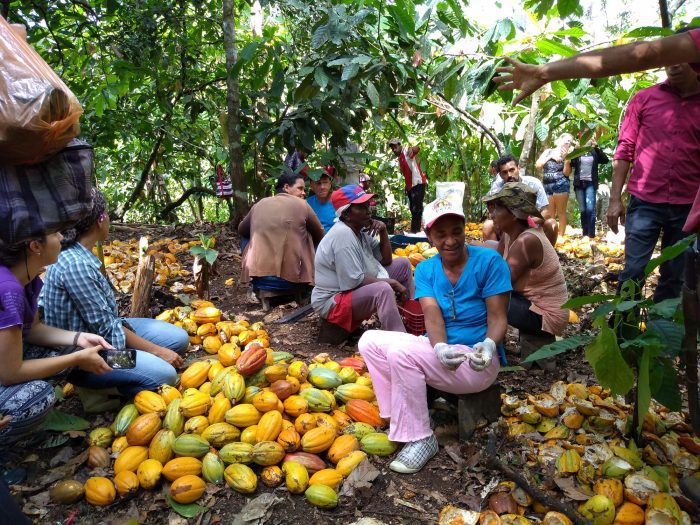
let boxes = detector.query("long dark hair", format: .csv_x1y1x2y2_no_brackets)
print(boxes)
61,188,108,246
275,171,303,194
0,241,29,267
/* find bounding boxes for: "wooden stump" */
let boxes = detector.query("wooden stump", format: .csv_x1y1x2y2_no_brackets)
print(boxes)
519,331,556,371
130,254,155,318
317,318,349,345
456,383,503,441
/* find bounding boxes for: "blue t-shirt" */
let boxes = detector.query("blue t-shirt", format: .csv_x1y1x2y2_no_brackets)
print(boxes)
414,246,512,346
307,195,336,233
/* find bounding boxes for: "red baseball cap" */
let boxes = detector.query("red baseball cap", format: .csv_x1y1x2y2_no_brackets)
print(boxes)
331,185,375,210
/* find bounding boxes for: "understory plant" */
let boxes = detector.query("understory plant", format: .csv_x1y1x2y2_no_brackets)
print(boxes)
523,235,697,441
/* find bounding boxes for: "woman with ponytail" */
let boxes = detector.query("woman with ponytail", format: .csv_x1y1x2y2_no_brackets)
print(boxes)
39,189,189,398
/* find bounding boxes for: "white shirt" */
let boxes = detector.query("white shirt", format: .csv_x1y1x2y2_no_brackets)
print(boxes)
488,174,549,210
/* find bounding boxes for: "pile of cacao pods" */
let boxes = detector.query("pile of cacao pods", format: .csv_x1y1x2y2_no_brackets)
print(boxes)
50,347,395,510
155,299,232,348
96,237,201,294
497,381,699,524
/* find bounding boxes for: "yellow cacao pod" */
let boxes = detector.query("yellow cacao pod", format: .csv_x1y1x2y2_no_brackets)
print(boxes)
180,361,212,389
240,425,258,444
294,413,318,435
170,474,206,504
137,458,163,490
277,428,301,453
219,442,254,464
134,390,167,416
283,395,309,418
282,461,309,494
179,390,211,418
252,390,280,413
336,450,367,477
114,470,140,497
114,446,148,475
208,360,225,382
224,463,258,494
288,361,309,382
149,429,175,464
309,468,343,490
201,422,241,448
225,404,261,428
184,415,210,435
251,441,286,466
126,412,161,446
222,372,246,402
84,477,116,506
327,434,360,464
301,427,336,454
88,427,114,448
202,451,225,485
112,436,129,454
159,384,182,405
261,465,283,487
256,410,283,442
162,457,203,482
218,343,241,367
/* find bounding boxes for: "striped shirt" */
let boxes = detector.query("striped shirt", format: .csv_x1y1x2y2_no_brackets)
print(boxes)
40,242,127,349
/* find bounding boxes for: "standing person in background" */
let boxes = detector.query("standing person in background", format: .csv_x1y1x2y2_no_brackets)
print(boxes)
307,169,335,233
536,133,573,240
571,140,609,239
359,174,380,216
609,60,700,302
284,149,309,179
388,138,427,233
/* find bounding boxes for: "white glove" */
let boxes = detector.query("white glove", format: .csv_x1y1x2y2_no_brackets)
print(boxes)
469,338,496,371
434,343,468,371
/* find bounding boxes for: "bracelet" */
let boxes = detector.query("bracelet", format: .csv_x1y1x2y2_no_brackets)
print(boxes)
73,332,81,346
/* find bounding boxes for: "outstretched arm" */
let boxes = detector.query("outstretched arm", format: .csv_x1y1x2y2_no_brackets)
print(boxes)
495,32,700,105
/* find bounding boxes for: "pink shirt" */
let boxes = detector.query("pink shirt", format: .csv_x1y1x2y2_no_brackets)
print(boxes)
614,80,700,205
683,29,700,232
690,29,700,73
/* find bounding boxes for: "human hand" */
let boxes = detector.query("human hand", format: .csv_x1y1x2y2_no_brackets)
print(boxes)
494,57,547,106
154,346,184,369
365,219,387,237
76,332,114,350
434,342,468,370
469,338,496,371
606,199,626,234
75,346,112,375
387,279,408,304
0,414,11,432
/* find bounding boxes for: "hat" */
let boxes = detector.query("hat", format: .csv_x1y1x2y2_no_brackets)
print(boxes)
422,196,465,229
359,173,371,183
483,182,544,220
331,185,375,210
388,138,401,146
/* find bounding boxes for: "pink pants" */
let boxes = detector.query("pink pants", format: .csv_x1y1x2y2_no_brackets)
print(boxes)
358,330,499,442
349,257,415,333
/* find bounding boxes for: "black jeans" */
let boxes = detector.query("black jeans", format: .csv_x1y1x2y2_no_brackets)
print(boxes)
407,183,426,233
507,292,548,336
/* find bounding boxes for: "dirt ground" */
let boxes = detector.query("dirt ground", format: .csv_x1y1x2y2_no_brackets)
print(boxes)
8,222,626,524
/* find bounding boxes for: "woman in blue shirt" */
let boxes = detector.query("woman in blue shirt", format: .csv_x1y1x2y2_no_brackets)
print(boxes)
358,197,510,474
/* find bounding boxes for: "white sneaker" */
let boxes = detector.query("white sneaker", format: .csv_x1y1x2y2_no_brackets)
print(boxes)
389,434,439,474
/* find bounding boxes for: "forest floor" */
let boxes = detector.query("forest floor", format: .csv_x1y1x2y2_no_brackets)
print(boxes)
7,221,667,525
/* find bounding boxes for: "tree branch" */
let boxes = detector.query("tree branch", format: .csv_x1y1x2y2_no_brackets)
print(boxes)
157,186,217,220
431,94,504,155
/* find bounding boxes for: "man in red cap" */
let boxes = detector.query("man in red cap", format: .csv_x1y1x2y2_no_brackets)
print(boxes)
311,185,414,333
389,138,427,233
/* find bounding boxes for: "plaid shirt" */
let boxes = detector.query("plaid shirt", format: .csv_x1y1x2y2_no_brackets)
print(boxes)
39,242,127,349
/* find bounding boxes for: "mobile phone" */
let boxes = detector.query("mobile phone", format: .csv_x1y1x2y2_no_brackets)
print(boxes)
99,349,137,369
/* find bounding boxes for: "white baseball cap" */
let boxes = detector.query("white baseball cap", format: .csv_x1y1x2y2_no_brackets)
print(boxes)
422,196,465,229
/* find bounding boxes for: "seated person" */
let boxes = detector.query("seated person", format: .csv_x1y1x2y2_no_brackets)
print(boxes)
358,196,510,473
482,154,557,246
0,230,114,449
307,168,335,233
39,189,189,397
238,172,324,291
312,185,414,332
484,183,568,338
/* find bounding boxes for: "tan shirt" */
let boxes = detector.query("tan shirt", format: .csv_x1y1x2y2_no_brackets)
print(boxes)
238,193,324,284
504,227,569,335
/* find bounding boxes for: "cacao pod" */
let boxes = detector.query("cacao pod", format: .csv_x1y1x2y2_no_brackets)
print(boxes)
305,483,338,509
162,457,203,482
282,461,309,494
136,458,162,490
114,446,148,475
126,412,161,446
114,470,140,497
202,452,225,485
84,477,116,506
50,480,84,504
224,463,257,494
170,474,206,504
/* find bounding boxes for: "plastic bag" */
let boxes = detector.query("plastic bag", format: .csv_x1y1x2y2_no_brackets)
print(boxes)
0,139,94,246
435,181,465,202
0,15,82,165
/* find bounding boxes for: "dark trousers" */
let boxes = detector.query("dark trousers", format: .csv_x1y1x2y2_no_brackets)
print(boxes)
618,196,691,302
507,292,548,336
575,181,596,238
407,183,426,233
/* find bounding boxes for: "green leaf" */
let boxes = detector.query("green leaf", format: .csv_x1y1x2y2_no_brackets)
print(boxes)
644,235,695,275
562,294,614,309
434,115,450,136
521,334,594,363
535,38,577,57
499,366,526,373
341,63,360,82
167,495,208,519
636,346,652,435
625,26,674,38
38,434,70,449
649,358,682,411
584,319,634,395
556,0,578,17
53,385,65,401
366,81,380,108
646,318,684,357
204,249,219,266
41,410,90,431
314,67,329,89
565,146,592,160
648,298,680,319
387,0,416,40
550,80,568,99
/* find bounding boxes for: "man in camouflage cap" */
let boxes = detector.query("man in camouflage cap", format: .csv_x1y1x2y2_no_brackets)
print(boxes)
483,182,544,220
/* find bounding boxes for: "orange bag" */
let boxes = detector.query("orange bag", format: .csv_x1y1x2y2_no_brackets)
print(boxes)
0,15,82,165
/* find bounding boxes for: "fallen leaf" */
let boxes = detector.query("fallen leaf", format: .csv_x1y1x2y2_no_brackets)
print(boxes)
232,493,282,525
49,446,74,467
35,449,88,488
63,430,87,438
22,489,50,517
393,497,427,513
225,278,235,286
553,476,594,501
385,481,400,499
339,459,380,498
479,478,499,499
443,442,465,466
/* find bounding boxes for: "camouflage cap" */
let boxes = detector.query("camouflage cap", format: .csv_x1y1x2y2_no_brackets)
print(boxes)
483,182,544,220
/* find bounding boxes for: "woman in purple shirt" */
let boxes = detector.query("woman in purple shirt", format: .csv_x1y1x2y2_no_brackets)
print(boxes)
0,233,112,449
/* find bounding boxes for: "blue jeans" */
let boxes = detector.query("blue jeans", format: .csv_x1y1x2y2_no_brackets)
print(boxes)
68,318,188,397
543,177,570,196
575,182,596,237
619,196,692,302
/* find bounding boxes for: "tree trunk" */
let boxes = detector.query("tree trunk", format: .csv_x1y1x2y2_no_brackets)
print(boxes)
130,238,155,318
1,0,10,19
519,92,541,171
193,255,210,299
658,0,671,28
222,0,248,223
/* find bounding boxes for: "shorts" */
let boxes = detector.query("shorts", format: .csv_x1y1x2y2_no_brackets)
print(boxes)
544,177,570,196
